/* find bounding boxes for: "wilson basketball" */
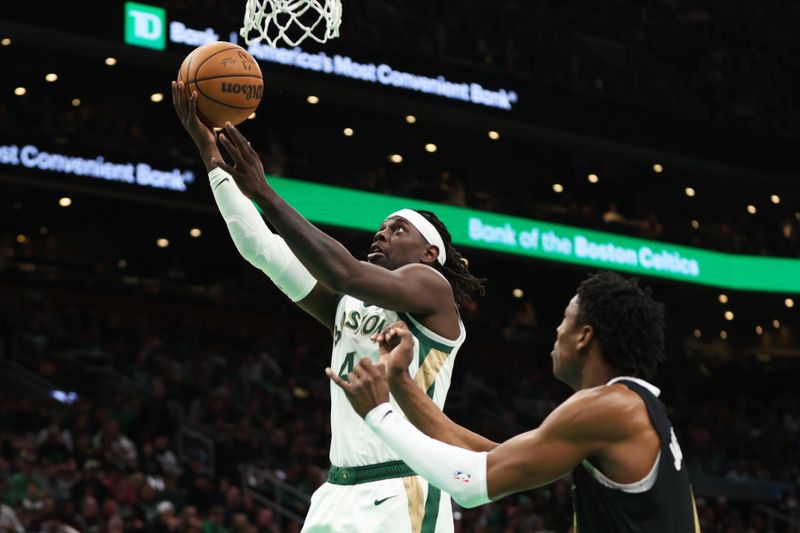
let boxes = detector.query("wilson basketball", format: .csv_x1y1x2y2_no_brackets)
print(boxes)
177,41,263,128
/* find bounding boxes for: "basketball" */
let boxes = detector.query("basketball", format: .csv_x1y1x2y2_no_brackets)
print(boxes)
177,41,263,128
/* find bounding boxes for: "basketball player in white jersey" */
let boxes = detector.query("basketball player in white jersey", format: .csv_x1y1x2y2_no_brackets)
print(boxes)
172,82,485,532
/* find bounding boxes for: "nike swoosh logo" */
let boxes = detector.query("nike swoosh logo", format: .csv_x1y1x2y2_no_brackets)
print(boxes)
373,495,398,506
214,177,230,189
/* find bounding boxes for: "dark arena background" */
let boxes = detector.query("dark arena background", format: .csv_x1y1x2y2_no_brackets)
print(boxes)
1,2,799,532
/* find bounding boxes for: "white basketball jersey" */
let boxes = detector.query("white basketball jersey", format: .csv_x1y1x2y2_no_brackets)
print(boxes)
329,294,466,467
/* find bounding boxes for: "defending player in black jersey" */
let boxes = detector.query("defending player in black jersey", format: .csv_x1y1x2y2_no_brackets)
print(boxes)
329,271,701,533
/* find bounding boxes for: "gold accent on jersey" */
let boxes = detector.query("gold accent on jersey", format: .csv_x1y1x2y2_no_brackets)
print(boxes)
402,476,424,533
691,488,701,532
412,348,449,393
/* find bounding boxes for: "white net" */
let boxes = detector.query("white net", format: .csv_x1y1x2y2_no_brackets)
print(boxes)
240,0,342,47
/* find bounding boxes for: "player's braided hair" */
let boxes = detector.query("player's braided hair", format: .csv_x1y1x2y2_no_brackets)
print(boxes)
415,210,486,308
576,271,666,379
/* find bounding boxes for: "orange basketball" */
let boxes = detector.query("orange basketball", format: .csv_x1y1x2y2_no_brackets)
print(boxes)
177,41,263,128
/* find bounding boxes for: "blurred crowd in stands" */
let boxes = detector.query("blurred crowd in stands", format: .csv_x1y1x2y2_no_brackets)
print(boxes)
0,241,798,531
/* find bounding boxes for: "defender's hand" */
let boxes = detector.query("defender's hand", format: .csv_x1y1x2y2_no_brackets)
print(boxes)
326,358,389,418
214,122,269,200
171,81,217,152
371,321,415,380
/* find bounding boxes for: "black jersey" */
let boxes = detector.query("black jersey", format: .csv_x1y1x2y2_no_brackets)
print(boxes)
572,378,700,533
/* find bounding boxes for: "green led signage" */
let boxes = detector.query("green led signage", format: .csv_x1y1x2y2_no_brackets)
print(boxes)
266,176,800,293
124,2,166,50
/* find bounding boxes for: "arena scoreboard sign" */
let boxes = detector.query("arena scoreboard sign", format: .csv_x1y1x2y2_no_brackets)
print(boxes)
122,2,519,111
0,143,195,192
265,176,800,294
1,140,796,292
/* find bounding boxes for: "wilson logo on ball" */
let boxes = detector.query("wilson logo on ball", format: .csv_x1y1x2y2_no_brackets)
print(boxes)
220,82,263,100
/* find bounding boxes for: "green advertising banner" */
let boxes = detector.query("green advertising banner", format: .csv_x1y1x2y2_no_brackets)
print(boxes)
267,177,800,294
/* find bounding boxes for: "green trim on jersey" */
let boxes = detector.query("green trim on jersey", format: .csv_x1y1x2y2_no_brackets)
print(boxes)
421,486,442,533
398,312,455,354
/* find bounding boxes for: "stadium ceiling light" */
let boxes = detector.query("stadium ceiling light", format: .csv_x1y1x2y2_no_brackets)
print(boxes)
724,310,734,321
156,238,169,248
405,115,417,124
786,298,795,308
755,325,763,335
512,288,524,298
190,228,202,238
488,130,500,140
691,219,700,230
388,154,403,164
105,57,117,66
773,319,781,329
770,194,781,204
307,95,320,104
587,173,599,183
746,204,757,214
343,127,354,136
58,197,72,207
14,87,26,96
150,93,164,103
552,183,564,193
39,227,48,235
720,330,728,340
425,143,437,153
45,73,58,82
118,259,127,269
693,329,701,338
718,294,728,304
796,212,800,221
684,187,696,197
652,163,664,173
71,98,81,107
16,234,27,244
1,38,11,46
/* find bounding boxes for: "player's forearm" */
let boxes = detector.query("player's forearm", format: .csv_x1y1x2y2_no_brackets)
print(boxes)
209,168,317,302
196,142,223,172
390,373,498,452
251,186,360,291
366,403,492,509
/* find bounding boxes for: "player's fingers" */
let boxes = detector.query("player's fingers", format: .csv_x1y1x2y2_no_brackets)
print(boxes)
171,82,186,118
356,357,375,372
390,320,409,332
223,123,246,152
188,91,201,121
225,124,260,163
225,122,248,147
211,158,236,178
218,133,243,162
325,367,352,392
352,360,371,381
390,325,412,342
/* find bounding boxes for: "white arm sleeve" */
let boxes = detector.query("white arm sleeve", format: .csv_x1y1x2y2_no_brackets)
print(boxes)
208,168,317,302
365,403,492,508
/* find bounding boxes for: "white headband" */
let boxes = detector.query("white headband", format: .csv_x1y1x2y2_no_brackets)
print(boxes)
388,209,447,266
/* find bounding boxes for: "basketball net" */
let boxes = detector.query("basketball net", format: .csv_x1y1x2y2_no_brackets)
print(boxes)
240,0,342,47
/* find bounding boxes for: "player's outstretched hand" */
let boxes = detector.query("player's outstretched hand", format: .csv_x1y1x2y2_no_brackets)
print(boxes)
214,122,269,200
326,358,390,418
371,321,414,380
171,81,216,152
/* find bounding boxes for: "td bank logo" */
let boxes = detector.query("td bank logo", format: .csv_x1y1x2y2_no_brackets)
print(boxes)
124,2,166,50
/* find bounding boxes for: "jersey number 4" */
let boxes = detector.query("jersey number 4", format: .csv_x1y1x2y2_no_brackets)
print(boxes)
337,352,356,381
